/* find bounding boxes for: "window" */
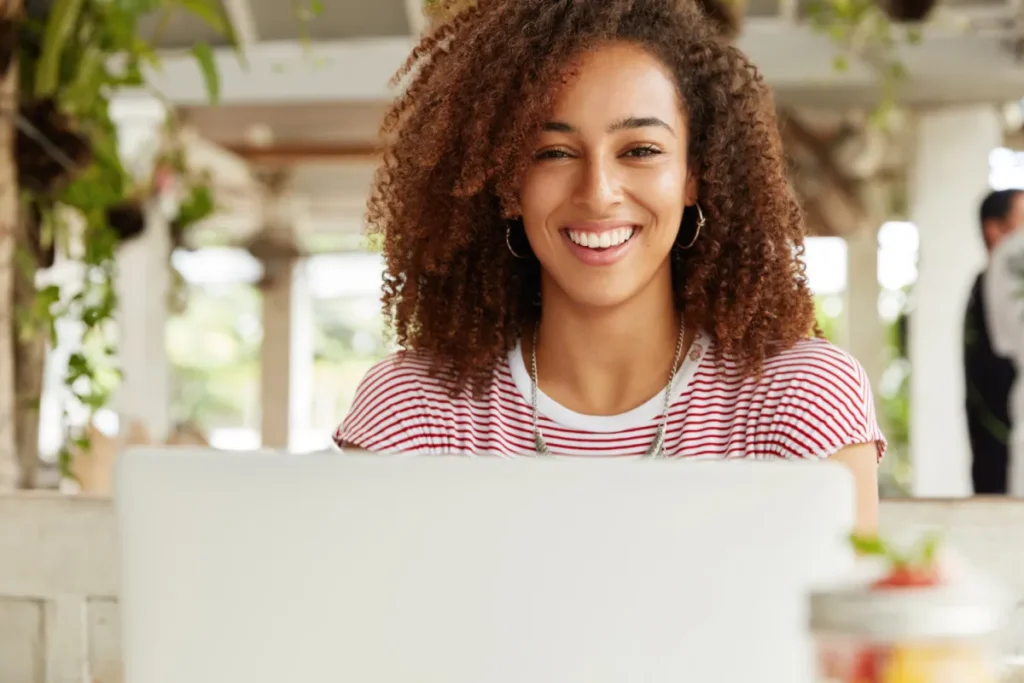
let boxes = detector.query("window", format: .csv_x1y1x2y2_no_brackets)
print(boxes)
299,252,390,451
167,248,263,450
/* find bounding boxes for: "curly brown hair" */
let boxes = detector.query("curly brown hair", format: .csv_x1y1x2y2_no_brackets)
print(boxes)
368,0,817,396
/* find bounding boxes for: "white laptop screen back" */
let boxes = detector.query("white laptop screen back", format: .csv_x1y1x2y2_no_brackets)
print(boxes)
116,451,855,683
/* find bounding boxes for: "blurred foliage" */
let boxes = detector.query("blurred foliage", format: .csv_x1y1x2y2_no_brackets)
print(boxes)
11,0,322,476
166,272,388,442
815,288,911,497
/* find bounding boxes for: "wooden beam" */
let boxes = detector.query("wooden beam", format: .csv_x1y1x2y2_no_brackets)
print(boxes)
0,0,18,490
404,0,428,34
779,109,865,215
222,142,380,164
221,0,259,48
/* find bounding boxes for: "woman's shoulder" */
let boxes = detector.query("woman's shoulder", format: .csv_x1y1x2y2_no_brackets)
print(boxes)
707,335,885,460
345,350,469,413
706,335,871,396
333,351,507,453
333,352,440,452
353,350,440,391
762,336,871,390
756,337,876,419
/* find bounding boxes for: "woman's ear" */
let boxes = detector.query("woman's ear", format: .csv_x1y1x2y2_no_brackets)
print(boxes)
684,171,699,206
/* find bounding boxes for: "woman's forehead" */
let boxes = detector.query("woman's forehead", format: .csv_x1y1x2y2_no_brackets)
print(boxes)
544,43,685,131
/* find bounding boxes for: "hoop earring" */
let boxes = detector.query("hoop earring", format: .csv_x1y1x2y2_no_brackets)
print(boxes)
678,202,706,250
506,221,529,259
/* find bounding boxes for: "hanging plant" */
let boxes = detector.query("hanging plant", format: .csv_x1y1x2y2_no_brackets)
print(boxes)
6,0,322,481
0,17,17,80
806,0,924,127
424,0,741,37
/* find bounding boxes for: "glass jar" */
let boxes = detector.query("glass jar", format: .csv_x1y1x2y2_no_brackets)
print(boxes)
810,581,1008,683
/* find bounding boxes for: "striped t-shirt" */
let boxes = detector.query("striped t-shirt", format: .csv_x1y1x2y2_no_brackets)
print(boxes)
334,332,886,460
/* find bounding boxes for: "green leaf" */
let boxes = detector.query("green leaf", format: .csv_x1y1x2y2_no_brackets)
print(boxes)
114,0,164,13
179,0,229,33
57,445,77,481
915,531,943,565
849,533,888,556
176,185,217,228
35,0,88,97
191,42,220,103
60,46,105,111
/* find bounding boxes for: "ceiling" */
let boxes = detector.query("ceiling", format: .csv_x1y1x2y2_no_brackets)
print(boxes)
138,0,412,48
178,101,380,248
145,0,1023,247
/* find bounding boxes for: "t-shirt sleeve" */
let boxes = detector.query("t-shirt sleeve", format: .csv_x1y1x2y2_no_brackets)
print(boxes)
333,354,448,454
767,342,887,461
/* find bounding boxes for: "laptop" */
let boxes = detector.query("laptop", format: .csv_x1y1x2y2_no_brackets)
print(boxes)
115,450,856,683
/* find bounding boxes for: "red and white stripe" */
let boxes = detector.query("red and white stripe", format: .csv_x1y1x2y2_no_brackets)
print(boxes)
334,335,886,460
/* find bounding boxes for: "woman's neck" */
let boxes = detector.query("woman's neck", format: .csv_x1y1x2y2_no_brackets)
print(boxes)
529,280,691,417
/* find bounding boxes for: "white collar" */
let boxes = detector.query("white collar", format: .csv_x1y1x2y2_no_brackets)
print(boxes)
506,331,709,432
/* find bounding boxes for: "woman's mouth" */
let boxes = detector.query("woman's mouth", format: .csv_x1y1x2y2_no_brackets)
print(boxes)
565,226,636,250
561,225,640,266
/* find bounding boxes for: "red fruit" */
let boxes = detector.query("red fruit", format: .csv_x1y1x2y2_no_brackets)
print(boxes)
872,565,941,589
852,646,886,682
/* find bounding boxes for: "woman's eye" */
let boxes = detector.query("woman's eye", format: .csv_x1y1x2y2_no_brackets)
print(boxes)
625,145,662,158
535,149,573,161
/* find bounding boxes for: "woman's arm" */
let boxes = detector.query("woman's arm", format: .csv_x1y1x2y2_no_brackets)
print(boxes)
828,442,880,534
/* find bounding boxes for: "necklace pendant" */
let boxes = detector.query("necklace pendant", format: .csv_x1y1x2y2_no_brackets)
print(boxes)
645,425,666,458
529,318,684,458
533,430,550,456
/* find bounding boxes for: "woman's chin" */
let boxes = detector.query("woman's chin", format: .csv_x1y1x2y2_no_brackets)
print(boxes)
549,276,650,311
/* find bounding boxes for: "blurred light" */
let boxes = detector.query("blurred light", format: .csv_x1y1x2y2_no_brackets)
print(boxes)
208,428,261,451
877,221,918,290
172,247,263,286
821,294,844,318
307,252,385,299
93,409,120,437
989,147,1024,190
804,237,847,295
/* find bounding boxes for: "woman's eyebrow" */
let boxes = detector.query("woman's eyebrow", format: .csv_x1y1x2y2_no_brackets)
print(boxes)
541,116,675,136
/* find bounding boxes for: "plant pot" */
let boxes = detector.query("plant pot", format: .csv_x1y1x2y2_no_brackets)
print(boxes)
25,0,54,21
879,0,936,22
107,201,146,242
16,99,92,196
0,19,16,80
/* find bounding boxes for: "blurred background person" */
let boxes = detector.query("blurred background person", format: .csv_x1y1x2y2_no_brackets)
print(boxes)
965,189,1023,494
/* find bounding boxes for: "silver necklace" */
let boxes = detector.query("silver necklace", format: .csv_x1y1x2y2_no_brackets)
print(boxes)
529,318,687,457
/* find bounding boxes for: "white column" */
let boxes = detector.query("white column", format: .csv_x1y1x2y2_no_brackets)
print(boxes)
908,105,1001,497
111,206,172,443
259,258,313,450
110,98,171,443
845,223,884,411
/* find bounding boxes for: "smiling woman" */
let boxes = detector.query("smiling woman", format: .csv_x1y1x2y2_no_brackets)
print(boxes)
336,0,884,530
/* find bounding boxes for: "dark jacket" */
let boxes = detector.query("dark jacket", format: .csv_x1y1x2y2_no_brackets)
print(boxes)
964,271,1015,494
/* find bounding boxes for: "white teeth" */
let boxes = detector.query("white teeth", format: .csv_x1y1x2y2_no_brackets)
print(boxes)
567,227,635,249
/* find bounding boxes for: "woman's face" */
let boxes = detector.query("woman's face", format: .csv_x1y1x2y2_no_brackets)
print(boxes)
519,41,696,311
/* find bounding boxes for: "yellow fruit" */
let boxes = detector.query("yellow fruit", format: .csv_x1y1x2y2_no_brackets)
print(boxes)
880,644,994,683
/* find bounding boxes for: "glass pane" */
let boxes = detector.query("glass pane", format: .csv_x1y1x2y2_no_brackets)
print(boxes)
303,252,389,450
